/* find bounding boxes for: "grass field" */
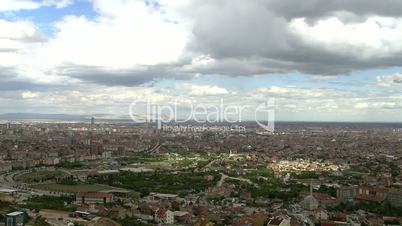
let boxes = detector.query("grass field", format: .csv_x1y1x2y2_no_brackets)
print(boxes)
14,170,68,183
31,183,127,193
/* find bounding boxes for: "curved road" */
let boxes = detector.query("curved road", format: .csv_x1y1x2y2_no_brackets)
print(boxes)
217,173,258,187
0,169,72,197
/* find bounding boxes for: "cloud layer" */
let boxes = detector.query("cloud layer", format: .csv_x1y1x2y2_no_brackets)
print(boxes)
4,0,402,86
1,0,402,121
5,0,402,86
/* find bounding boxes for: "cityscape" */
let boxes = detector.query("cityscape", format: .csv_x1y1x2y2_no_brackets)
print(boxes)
0,120,400,225
1,0,402,226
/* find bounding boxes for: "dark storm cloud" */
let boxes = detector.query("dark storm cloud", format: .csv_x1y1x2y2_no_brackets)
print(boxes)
0,67,51,91
188,0,289,59
0,80,50,91
393,78,402,84
0,67,16,79
270,40,402,75
266,0,402,21
56,63,195,87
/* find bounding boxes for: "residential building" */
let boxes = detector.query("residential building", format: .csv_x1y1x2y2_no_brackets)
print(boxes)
336,186,358,201
267,216,290,226
154,208,174,224
5,211,24,226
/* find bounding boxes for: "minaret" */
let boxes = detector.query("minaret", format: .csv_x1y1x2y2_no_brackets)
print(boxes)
309,179,314,196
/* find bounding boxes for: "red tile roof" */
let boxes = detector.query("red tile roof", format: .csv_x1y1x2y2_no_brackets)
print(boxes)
354,194,385,203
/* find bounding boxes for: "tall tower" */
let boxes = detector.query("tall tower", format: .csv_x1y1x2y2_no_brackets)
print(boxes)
91,117,95,127
89,117,95,153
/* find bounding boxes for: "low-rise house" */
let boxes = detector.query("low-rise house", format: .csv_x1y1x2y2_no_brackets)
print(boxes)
354,187,387,203
337,186,358,201
173,211,191,224
315,209,329,221
267,215,291,226
154,208,174,224
42,157,60,166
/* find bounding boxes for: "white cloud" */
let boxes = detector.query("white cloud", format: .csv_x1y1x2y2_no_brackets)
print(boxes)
0,0,73,12
0,0,40,12
8,0,402,88
42,0,188,68
0,20,45,52
43,0,73,9
21,91,39,99
253,86,336,99
355,101,402,110
376,73,402,87
355,102,369,109
1,81,401,122
289,17,402,59
310,75,338,81
176,83,229,96
0,0,191,88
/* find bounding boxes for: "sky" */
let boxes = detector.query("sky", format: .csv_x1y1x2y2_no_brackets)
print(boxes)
1,0,402,122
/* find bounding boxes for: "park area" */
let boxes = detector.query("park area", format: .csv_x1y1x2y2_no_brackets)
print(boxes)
14,170,68,183
31,183,128,193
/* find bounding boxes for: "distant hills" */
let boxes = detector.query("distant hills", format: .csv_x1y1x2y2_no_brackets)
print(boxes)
0,113,106,121
0,113,154,122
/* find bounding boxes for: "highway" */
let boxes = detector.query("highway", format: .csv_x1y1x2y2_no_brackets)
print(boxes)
144,142,161,154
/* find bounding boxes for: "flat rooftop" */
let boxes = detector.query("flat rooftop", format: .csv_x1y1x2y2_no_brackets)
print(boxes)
6,211,24,217
0,189,17,193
